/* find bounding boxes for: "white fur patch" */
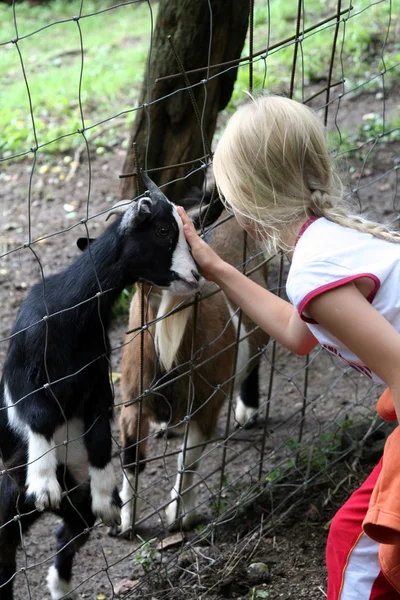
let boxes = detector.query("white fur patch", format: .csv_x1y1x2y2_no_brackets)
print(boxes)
4,382,28,439
26,433,62,511
169,207,200,296
225,300,250,385
119,197,149,232
6,383,89,488
47,565,76,600
234,395,258,427
54,419,89,484
120,471,142,534
155,292,192,372
166,422,205,529
89,463,120,526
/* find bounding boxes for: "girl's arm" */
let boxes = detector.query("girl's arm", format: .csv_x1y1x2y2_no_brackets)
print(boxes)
213,261,318,355
307,282,400,422
178,207,318,356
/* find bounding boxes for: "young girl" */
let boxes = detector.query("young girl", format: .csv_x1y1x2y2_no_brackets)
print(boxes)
177,95,400,599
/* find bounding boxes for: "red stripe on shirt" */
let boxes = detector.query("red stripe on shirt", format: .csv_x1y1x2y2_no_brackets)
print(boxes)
294,216,319,247
298,273,381,324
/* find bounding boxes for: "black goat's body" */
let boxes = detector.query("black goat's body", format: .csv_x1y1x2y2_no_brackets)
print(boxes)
0,187,202,599
1,220,125,458
0,221,128,599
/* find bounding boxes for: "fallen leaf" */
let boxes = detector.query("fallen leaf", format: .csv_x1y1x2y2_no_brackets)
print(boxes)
114,579,139,596
156,532,184,551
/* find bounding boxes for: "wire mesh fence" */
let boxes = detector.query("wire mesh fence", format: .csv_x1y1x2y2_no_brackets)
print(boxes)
0,0,399,598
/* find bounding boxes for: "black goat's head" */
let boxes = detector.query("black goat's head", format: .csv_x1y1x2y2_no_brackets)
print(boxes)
106,174,200,296
78,173,224,296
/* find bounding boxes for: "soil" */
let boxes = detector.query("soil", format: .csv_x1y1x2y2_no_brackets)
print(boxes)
1,90,399,599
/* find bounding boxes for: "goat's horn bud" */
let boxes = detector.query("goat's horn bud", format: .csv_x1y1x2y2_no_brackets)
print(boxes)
105,199,132,221
141,171,168,203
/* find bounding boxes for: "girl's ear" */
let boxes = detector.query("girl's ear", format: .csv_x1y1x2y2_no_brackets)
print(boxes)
76,237,96,252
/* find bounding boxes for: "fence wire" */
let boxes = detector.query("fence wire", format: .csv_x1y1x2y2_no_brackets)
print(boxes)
0,0,399,598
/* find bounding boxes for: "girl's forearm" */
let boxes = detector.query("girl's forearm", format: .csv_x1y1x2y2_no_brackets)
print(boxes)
212,260,317,355
177,205,316,354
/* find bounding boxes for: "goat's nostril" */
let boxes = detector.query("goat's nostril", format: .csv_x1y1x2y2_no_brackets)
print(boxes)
192,270,200,282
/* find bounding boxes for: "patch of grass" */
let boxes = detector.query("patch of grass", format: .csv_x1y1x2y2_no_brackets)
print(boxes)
1,0,399,158
229,0,400,107
251,589,269,599
0,0,152,156
265,416,354,485
112,286,135,319
330,110,400,163
210,475,230,518
133,536,158,571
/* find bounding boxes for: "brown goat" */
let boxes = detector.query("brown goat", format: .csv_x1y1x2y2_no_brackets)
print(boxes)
117,213,269,532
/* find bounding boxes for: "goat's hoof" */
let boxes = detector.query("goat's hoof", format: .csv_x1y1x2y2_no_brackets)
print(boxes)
107,523,121,537
235,415,258,430
27,478,62,512
166,501,196,531
96,505,121,528
93,488,122,528
234,398,258,429
47,565,77,600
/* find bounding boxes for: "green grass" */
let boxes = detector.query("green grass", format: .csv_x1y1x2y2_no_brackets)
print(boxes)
0,0,152,156
230,0,400,107
330,110,400,162
0,0,399,157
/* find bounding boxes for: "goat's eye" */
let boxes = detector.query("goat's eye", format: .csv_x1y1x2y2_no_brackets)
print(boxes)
157,226,170,237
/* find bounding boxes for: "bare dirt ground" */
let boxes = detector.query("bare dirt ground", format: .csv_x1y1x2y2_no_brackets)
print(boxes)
1,90,399,599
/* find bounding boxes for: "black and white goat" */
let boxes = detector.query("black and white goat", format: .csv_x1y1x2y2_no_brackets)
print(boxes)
116,205,269,533
0,174,211,600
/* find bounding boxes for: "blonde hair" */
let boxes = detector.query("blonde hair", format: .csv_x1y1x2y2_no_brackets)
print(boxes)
213,95,400,253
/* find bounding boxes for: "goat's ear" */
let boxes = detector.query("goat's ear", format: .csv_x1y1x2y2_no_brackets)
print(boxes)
76,237,96,252
188,196,224,231
130,197,153,228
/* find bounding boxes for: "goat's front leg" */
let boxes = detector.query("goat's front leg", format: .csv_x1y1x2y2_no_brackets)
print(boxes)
26,431,62,511
166,421,206,530
13,388,63,512
115,406,150,537
84,405,121,527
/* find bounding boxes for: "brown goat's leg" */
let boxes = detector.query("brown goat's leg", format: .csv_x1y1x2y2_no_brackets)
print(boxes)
234,362,260,428
166,421,206,530
117,406,150,536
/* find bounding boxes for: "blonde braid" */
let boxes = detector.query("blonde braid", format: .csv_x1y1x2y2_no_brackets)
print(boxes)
309,190,400,244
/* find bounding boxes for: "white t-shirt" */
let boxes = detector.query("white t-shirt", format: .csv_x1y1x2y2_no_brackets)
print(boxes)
286,217,400,383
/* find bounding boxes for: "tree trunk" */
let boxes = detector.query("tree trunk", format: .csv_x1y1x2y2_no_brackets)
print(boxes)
120,0,250,202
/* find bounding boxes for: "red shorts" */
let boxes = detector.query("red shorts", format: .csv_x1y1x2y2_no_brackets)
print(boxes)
326,458,400,599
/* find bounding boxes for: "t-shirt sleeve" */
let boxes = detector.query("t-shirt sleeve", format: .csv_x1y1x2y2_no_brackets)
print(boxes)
287,259,379,324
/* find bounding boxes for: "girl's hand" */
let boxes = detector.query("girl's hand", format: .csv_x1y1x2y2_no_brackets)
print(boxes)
177,206,225,281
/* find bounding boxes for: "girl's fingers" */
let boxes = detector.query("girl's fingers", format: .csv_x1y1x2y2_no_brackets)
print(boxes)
177,206,197,243
176,206,186,217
